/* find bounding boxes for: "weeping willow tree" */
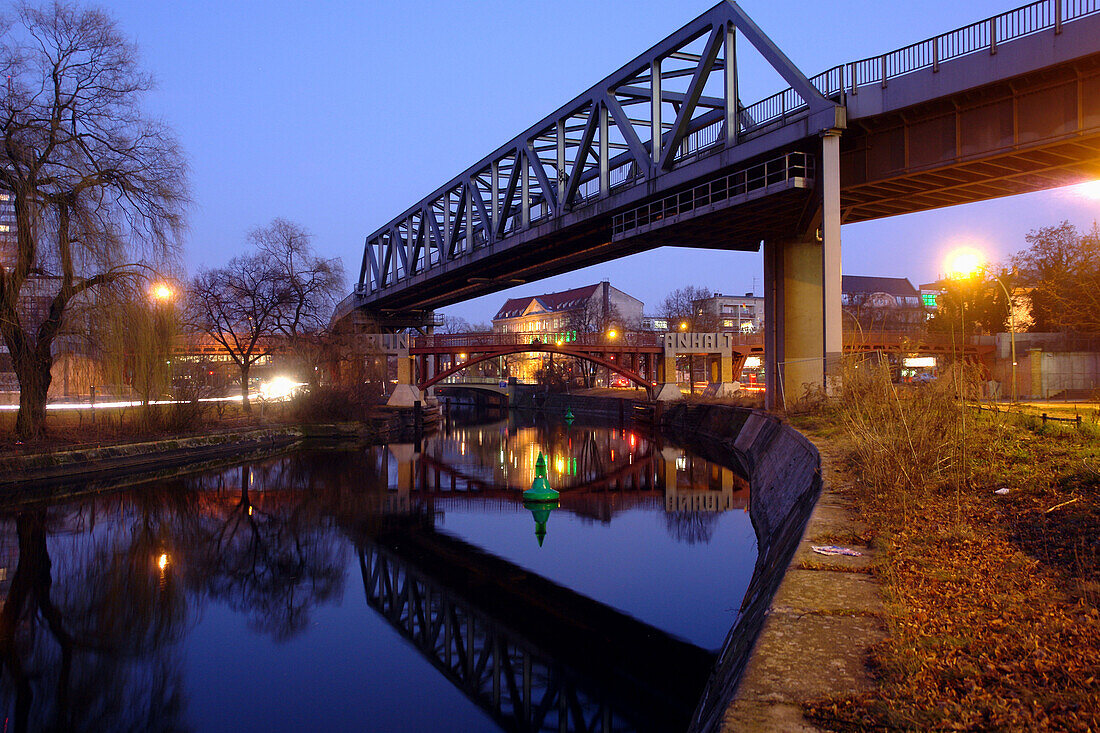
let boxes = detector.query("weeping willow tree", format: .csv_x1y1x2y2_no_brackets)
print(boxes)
90,280,180,406
0,3,188,439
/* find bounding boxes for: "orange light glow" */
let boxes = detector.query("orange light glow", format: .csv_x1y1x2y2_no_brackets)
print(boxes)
1071,179,1100,200
944,247,985,280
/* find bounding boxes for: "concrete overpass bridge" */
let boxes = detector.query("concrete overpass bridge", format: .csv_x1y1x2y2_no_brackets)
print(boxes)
337,0,1100,407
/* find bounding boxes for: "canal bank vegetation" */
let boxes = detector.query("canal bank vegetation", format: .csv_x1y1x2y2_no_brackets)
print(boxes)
795,360,1099,730
0,383,387,454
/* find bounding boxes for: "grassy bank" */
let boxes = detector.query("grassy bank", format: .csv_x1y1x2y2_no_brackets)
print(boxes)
794,365,1099,730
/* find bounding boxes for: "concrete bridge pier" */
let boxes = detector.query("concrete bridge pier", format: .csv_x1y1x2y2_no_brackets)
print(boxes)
708,353,743,399
655,353,682,402
764,131,843,410
388,353,423,407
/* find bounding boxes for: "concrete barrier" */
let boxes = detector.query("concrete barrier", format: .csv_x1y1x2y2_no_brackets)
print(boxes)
658,404,822,733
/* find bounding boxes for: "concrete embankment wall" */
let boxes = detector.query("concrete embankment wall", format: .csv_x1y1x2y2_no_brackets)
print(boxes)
518,390,644,422
657,404,822,733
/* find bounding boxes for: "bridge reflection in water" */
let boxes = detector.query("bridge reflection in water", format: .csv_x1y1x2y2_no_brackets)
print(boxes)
355,517,715,733
0,418,752,732
348,417,749,732
368,416,748,525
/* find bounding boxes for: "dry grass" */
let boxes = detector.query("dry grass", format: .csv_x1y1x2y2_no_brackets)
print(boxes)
802,360,1100,731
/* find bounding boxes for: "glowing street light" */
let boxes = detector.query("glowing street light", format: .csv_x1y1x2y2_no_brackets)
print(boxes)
679,321,689,331
151,283,174,301
1071,179,1100,200
157,553,169,571
944,247,1018,403
607,329,618,340
944,247,983,280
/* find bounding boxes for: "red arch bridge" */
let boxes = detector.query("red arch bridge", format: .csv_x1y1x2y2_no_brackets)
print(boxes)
365,331,991,405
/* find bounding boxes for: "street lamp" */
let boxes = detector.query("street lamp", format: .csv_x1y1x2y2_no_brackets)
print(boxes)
944,248,1017,403
678,321,689,331
607,329,618,340
991,274,1018,404
151,283,174,302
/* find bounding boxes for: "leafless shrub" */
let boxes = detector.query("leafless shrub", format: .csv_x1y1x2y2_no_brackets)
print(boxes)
290,385,381,424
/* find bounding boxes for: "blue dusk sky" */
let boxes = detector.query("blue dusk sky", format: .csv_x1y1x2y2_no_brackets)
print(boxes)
101,0,1100,321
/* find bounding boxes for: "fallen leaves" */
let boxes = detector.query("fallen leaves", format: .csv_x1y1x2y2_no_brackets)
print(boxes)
803,414,1100,731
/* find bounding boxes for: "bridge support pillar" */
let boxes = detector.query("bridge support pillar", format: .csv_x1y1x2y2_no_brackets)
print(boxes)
387,354,422,406
708,353,740,398
764,131,843,410
655,354,681,401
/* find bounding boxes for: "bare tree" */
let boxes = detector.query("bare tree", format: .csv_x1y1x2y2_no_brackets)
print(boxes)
250,219,344,343
563,299,623,387
0,3,188,438
187,220,345,411
660,286,713,331
186,254,281,413
249,219,344,385
1014,221,1100,334
436,314,471,334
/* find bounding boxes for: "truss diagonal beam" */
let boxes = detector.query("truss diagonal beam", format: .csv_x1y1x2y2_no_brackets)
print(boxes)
355,1,839,297
659,26,725,171
563,105,599,208
722,0,830,112
602,92,653,176
525,141,558,213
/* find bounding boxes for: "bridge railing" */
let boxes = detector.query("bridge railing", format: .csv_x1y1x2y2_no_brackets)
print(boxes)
612,151,813,238
843,331,992,352
413,331,664,350
743,0,1100,134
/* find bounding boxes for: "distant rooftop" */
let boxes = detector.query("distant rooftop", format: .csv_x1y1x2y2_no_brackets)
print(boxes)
493,283,602,320
842,275,918,297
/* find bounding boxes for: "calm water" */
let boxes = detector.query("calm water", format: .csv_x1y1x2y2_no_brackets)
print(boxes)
0,413,757,732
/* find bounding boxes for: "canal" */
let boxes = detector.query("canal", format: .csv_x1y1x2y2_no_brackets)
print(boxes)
0,413,758,732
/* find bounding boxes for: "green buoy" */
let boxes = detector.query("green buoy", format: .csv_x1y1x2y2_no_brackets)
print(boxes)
522,451,560,502
524,499,558,547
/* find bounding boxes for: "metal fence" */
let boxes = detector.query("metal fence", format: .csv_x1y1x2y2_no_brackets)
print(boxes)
742,0,1100,132
612,151,813,238
413,331,664,350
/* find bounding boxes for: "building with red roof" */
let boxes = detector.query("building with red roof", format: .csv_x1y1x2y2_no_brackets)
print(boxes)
491,281,642,338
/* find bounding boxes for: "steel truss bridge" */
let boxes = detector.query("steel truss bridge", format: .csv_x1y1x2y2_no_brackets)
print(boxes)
337,0,1100,407
343,0,1100,314
355,518,715,733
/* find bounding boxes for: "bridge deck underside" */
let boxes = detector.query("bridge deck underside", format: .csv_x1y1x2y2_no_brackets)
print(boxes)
371,185,813,313
842,56,1100,221
609,184,812,251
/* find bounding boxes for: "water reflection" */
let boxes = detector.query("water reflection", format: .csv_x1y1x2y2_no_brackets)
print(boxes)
0,416,752,732
392,415,749,543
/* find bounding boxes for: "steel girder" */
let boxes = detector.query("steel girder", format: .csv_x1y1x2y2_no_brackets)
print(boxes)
357,1,838,303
